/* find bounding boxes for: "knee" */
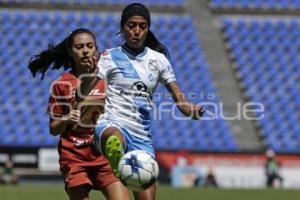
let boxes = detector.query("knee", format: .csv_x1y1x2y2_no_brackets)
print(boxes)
134,193,155,200
67,185,90,200
133,185,156,200
102,127,125,144
103,181,131,200
97,127,125,154
102,127,122,139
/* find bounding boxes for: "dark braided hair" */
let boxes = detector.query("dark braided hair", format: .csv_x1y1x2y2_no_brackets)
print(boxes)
28,28,97,80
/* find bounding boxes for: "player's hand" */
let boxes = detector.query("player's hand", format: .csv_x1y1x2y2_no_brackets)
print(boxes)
191,104,205,120
67,110,81,124
86,52,100,73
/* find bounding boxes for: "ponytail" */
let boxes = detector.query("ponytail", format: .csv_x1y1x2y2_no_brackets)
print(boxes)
28,28,96,80
28,37,71,80
145,30,170,60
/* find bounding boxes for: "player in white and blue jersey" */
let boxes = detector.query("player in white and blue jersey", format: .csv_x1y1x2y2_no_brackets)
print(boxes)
95,45,176,149
76,3,205,200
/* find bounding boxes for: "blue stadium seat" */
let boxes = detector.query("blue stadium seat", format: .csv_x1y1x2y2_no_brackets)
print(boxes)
0,10,236,152
211,0,300,10
222,17,300,153
2,0,185,6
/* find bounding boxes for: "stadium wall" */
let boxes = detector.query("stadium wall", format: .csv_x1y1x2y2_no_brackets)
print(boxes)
157,151,300,188
2,147,300,189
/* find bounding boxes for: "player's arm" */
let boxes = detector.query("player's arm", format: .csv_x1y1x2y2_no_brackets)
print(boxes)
166,81,205,119
75,55,101,104
48,80,81,135
75,76,100,103
49,110,80,136
75,50,111,106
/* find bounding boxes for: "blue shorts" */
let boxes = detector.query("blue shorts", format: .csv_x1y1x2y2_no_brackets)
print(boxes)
94,120,155,158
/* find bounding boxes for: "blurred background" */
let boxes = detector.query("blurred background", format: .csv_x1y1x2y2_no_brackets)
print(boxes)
1,0,300,199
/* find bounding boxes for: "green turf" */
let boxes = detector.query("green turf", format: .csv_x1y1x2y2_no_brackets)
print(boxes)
1,184,300,200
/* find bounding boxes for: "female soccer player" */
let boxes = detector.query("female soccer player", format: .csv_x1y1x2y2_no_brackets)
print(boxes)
28,28,130,200
76,3,205,200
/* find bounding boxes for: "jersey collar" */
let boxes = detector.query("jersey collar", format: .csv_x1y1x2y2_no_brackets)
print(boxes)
121,45,148,60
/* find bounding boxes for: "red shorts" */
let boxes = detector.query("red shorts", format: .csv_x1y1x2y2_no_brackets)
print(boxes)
61,163,119,190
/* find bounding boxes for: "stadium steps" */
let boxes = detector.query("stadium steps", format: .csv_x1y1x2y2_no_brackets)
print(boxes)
185,0,263,152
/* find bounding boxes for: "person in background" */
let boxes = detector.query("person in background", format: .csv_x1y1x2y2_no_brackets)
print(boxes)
265,149,283,188
0,157,19,185
203,168,218,187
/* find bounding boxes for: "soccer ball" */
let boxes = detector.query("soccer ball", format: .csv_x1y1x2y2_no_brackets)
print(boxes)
118,150,159,191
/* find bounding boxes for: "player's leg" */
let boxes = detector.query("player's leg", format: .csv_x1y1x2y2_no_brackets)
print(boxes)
94,124,126,177
102,127,125,177
67,184,91,200
93,161,131,200
129,136,156,200
133,183,156,200
102,181,131,200
101,127,125,154
62,166,92,200
11,174,19,185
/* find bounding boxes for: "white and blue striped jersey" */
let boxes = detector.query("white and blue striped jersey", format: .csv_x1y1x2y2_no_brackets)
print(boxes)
97,46,176,140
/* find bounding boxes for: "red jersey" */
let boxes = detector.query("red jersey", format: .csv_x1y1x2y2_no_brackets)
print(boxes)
47,72,107,169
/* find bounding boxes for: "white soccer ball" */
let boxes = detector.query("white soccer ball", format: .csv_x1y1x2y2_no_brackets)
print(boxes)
118,150,159,191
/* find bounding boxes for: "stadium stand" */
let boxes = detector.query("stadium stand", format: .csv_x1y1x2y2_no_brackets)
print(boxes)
0,0,185,7
0,9,237,151
210,0,300,10
222,17,300,153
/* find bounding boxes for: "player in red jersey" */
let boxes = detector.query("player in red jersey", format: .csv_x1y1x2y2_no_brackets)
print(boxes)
28,28,130,200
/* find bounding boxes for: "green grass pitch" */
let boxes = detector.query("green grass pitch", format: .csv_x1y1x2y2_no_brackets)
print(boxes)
1,184,300,200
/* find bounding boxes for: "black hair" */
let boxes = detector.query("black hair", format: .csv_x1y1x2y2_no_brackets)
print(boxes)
28,28,97,80
120,3,170,59
121,3,151,28
145,31,170,59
